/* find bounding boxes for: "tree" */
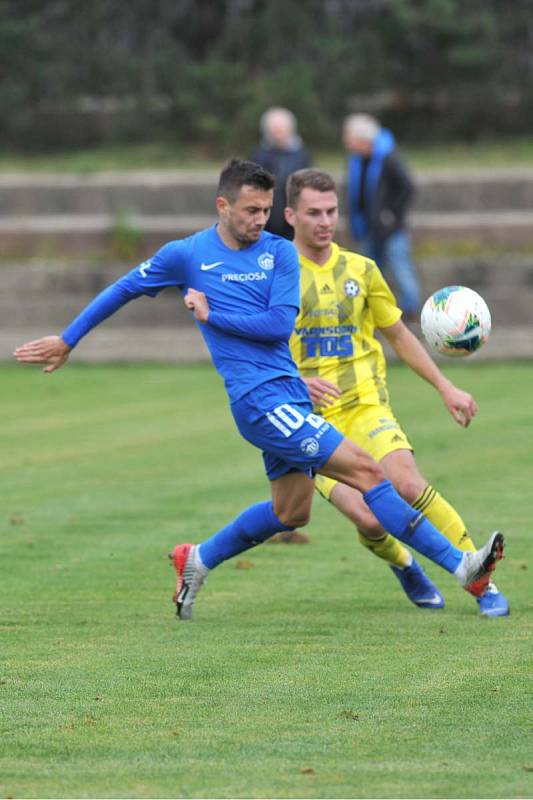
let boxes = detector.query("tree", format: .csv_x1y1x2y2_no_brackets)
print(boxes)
1,0,532,150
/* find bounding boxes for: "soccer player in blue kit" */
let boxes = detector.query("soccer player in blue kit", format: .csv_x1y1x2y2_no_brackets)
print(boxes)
14,159,504,621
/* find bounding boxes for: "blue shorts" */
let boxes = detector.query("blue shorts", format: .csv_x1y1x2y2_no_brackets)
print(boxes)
231,377,344,481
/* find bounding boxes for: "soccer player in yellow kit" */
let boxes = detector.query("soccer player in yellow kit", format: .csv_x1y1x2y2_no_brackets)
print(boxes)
285,168,509,616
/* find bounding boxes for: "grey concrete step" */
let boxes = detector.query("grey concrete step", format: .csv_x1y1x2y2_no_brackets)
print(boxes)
2,256,533,327
0,214,214,259
1,168,533,216
3,210,533,233
4,326,209,363
3,325,531,364
2,210,533,259
414,168,533,211
2,167,533,258
0,171,218,217
1,255,532,363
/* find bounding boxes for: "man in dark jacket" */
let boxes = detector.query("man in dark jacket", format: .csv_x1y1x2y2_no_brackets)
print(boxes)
251,107,311,240
344,113,421,318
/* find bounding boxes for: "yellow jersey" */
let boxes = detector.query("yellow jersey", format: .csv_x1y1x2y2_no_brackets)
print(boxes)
289,242,402,417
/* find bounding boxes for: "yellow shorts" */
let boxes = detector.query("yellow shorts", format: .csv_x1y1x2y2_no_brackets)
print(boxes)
315,403,412,501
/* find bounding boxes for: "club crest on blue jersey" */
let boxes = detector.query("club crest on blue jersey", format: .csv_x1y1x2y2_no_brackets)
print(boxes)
258,252,274,270
138,260,151,277
344,279,360,297
301,437,319,456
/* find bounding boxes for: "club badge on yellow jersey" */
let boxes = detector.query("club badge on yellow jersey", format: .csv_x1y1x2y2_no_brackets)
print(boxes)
289,242,402,417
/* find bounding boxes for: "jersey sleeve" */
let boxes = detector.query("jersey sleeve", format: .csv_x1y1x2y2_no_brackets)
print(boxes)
366,260,403,328
61,241,187,348
121,240,187,296
268,239,300,310
207,305,297,342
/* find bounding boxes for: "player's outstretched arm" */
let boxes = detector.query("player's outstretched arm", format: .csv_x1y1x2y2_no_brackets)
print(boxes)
381,319,478,427
13,248,183,374
13,335,71,373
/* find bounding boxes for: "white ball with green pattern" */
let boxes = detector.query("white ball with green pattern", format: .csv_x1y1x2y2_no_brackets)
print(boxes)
420,286,491,357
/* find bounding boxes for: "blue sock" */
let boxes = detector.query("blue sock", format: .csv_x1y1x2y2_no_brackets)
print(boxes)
198,501,293,569
363,480,463,574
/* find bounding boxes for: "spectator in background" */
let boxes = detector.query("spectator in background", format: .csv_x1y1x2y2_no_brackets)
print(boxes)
251,107,311,240
343,113,421,320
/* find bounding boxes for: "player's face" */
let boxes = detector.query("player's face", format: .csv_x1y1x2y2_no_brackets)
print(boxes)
287,188,338,250
217,185,273,247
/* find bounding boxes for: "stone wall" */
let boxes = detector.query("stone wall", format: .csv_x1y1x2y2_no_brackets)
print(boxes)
1,168,533,260
1,168,532,362
2,255,532,362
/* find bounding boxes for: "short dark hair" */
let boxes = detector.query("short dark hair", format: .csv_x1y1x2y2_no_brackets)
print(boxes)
217,159,275,202
286,169,337,209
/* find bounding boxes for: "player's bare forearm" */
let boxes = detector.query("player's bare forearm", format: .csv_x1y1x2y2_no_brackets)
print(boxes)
381,320,477,426
13,335,71,373
383,320,449,389
184,288,210,322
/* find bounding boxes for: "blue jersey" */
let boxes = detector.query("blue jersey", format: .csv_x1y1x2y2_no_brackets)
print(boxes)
62,225,301,403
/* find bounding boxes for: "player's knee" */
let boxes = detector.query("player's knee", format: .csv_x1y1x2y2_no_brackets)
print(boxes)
359,451,385,488
357,515,383,540
276,507,311,528
340,504,379,535
394,477,425,504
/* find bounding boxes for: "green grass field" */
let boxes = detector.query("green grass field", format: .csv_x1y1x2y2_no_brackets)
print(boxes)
1,137,533,173
1,361,532,799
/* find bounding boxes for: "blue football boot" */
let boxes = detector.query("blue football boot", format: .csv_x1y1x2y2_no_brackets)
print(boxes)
390,559,445,609
477,582,510,617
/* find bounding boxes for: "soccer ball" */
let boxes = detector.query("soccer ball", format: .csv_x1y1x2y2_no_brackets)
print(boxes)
420,286,491,357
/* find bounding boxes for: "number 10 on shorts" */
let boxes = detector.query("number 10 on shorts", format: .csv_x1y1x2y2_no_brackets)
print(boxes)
266,404,326,438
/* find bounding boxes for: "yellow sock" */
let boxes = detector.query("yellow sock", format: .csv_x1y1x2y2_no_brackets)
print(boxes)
358,530,411,568
413,485,476,552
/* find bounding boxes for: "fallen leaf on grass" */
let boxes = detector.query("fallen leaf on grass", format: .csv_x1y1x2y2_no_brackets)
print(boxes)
268,531,310,544
300,767,315,774
337,709,360,720
236,560,254,569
